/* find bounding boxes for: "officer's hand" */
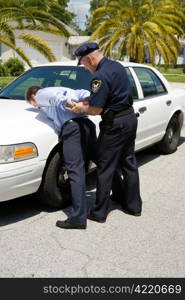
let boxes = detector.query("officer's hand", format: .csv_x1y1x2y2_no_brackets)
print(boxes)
79,97,89,106
83,99,89,106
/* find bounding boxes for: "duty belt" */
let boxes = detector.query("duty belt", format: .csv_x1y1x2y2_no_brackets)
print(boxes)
101,107,134,122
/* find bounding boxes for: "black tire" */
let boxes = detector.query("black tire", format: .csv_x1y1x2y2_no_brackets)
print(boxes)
157,115,180,154
38,150,71,208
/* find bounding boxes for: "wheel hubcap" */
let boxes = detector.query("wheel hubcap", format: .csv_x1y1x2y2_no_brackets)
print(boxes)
168,128,174,143
58,167,68,187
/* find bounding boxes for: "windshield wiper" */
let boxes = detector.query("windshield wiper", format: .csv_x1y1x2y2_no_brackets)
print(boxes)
0,96,12,99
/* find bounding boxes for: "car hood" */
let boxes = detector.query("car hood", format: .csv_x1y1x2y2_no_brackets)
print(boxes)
0,99,58,147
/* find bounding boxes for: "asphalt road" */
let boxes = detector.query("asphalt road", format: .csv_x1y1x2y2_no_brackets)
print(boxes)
0,126,185,278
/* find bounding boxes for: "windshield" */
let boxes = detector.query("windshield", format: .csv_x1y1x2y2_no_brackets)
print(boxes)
0,66,93,100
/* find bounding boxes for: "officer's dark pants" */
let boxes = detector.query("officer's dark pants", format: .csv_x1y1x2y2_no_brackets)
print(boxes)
60,118,97,226
91,113,142,220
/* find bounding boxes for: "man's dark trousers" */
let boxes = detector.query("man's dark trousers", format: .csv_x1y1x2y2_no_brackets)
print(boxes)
60,118,96,226
91,113,142,220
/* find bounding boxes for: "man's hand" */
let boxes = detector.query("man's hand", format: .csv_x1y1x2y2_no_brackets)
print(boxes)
66,99,75,109
71,101,87,114
66,97,102,115
71,102,103,115
66,98,89,110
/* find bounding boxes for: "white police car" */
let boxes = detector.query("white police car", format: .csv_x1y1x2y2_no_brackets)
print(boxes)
0,61,184,207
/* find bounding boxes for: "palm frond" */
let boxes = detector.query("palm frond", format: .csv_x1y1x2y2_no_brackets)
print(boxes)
27,8,70,37
0,22,15,44
117,38,127,59
14,24,64,36
18,32,56,62
0,36,31,67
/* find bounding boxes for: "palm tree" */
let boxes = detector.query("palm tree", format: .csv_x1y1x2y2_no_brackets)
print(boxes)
90,0,185,65
85,0,107,34
0,0,74,67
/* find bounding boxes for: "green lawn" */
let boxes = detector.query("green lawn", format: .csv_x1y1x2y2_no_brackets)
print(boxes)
149,65,185,83
0,77,16,87
162,75,185,83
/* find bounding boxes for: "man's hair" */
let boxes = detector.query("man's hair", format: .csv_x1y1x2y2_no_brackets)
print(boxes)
89,49,102,58
25,86,42,102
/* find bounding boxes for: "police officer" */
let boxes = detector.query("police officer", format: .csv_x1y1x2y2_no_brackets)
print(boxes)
71,42,142,222
26,85,97,229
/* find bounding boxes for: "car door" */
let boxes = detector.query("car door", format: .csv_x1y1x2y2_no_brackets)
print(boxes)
127,66,172,150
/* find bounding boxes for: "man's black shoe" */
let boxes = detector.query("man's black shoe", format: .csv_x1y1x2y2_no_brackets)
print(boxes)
87,214,106,223
122,208,141,217
56,219,86,229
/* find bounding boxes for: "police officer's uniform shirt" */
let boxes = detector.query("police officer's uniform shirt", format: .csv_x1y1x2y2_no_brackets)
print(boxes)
89,57,133,112
35,87,89,133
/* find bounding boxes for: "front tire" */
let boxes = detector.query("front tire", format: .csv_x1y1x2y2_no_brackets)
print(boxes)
38,150,71,208
157,115,180,154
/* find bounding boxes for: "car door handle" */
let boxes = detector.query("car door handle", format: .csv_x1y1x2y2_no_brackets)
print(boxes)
138,106,147,113
166,100,172,106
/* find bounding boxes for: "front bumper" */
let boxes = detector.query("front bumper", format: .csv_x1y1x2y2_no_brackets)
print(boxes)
0,158,46,202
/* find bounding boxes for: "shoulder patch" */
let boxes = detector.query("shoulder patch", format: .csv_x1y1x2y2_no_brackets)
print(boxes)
91,80,102,93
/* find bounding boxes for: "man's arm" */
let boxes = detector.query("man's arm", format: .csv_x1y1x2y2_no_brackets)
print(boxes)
35,88,87,109
35,90,66,108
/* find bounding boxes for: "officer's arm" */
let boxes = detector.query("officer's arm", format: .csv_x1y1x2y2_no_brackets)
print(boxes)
85,106,103,115
89,75,109,113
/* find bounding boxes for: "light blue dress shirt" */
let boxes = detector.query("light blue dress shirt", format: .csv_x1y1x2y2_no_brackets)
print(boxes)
35,87,90,133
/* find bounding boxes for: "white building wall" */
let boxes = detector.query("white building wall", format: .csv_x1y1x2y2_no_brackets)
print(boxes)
177,44,185,64
1,44,15,61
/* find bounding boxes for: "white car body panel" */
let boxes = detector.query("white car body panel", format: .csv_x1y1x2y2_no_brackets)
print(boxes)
0,101,58,158
134,94,171,150
0,158,45,201
0,62,184,202
0,101,59,201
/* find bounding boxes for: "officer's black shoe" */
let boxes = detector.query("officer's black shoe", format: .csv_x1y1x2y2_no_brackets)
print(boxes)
110,194,122,204
110,195,141,216
87,214,106,223
56,219,86,229
122,208,141,217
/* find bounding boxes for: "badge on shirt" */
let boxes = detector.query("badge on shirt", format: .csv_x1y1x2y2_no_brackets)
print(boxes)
91,80,102,93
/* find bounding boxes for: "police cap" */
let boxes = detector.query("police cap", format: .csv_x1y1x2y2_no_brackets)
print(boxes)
74,42,99,65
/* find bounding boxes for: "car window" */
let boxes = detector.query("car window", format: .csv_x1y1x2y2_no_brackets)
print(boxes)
125,68,138,100
133,67,167,98
0,66,93,100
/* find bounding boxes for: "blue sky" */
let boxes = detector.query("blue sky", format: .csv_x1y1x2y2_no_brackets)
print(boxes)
68,0,90,29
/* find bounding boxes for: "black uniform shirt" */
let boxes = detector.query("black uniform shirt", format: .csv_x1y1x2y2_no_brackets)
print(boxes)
89,57,133,113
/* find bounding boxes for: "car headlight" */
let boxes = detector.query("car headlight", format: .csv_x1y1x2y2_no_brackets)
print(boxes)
0,143,38,164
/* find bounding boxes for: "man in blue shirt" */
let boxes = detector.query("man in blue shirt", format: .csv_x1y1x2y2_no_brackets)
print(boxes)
26,86,97,229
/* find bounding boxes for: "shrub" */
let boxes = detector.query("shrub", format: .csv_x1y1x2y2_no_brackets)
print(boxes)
3,58,25,76
0,62,8,76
